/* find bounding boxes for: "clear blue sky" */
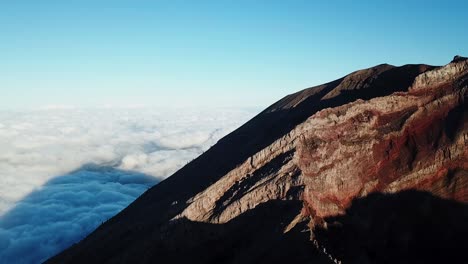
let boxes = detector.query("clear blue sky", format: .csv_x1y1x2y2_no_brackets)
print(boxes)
1,0,467,109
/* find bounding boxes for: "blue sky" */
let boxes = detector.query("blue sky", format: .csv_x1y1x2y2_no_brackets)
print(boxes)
1,0,467,109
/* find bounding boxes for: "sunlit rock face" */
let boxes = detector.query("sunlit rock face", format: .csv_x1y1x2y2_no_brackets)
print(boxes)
298,57,467,225
47,57,467,264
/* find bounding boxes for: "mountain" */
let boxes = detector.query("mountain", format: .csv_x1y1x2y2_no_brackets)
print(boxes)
47,56,468,264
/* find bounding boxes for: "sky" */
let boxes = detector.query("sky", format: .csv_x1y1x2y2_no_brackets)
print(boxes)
1,0,468,109
0,1,467,263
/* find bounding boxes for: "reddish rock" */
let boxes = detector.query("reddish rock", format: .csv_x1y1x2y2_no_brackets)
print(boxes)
298,58,467,225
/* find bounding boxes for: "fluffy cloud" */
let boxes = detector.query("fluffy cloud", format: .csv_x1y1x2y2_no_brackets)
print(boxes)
0,107,257,263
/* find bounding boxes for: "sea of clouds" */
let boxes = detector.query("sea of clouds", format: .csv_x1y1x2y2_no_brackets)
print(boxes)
0,107,257,263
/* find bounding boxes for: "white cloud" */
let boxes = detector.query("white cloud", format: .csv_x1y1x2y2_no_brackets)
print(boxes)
39,104,77,110
0,107,257,264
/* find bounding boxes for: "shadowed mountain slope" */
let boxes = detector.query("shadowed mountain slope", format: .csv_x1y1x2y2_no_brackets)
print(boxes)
314,190,468,264
47,56,467,263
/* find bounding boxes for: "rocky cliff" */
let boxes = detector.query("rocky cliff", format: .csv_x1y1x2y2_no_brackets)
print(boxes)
47,57,468,264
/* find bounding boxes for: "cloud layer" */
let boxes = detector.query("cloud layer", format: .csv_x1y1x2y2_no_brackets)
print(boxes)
0,107,257,263
0,166,156,264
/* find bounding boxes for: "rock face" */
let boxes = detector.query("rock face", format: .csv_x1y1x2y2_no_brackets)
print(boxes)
47,57,468,264
299,59,468,223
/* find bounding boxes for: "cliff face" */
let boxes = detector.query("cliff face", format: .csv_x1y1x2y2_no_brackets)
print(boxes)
47,57,468,264
300,59,468,222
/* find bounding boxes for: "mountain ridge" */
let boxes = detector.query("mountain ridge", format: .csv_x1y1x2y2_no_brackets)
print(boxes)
47,56,467,264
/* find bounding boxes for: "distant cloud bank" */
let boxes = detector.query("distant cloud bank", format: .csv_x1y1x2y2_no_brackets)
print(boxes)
0,107,257,263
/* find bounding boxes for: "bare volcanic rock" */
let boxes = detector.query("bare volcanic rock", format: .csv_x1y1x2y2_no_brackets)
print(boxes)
299,58,468,222
47,57,468,264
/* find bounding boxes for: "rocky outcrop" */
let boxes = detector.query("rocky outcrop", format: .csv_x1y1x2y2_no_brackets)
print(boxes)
178,57,467,229
47,57,467,264
299,59,467,224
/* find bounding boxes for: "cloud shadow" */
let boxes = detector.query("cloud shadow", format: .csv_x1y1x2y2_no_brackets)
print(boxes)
0,164,160,264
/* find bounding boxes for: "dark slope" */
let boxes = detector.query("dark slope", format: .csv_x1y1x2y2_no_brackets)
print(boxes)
314,191,468,264
46,62,437,263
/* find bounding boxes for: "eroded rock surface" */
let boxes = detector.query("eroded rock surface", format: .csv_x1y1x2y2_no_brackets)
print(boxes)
299,58,467,224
